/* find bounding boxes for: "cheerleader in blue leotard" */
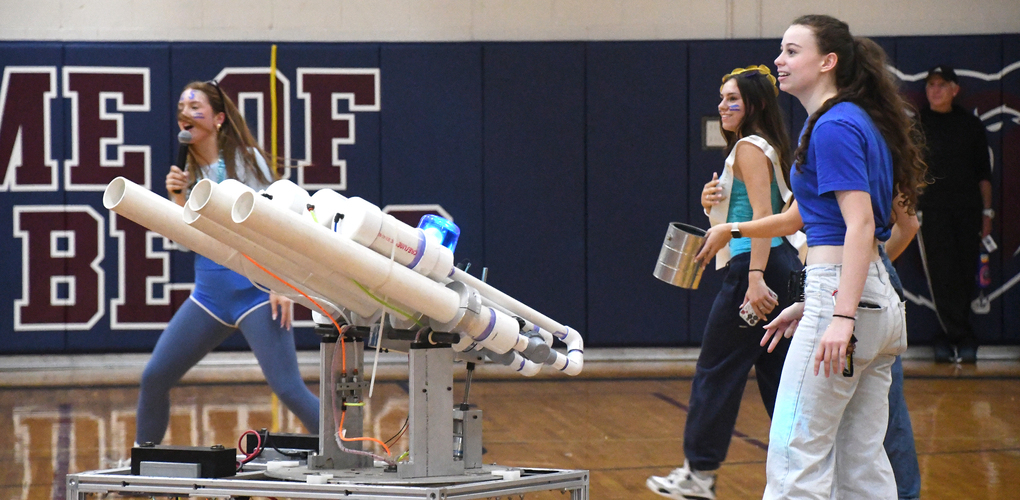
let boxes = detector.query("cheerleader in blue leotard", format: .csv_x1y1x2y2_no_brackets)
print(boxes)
135,80,319,444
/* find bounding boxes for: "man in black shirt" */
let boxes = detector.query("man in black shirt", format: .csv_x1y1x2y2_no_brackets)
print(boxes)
917,65,993,364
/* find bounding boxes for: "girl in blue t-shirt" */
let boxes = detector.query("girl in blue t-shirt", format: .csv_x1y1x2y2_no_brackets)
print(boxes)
136,81,319,444
647,65,801,500
697,14,927,500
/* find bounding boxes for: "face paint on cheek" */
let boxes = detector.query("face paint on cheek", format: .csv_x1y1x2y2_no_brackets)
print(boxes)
728,105,741,111
193,112,205,119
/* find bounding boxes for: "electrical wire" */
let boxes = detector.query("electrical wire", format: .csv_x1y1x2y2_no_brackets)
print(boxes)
385,416,410,447
339,408,392,457
369,306,385,398
370,227,397,398
236,429,264,471
237,257,352,325
327,209,421,326
329,326,393,464
241,254,394,462
351,279,424,327
242,253,347,360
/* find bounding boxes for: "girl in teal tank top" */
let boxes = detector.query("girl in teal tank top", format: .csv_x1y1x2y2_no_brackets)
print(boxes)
726,176,785,255
647,65,799,500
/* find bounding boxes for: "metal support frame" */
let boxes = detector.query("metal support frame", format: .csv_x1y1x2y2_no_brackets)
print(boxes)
311,334,370,470
400,345,461,478
67,466,589,500
66,324,589,499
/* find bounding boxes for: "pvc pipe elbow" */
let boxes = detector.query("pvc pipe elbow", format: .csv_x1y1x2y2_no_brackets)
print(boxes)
512,353,541,377
554,326,584,376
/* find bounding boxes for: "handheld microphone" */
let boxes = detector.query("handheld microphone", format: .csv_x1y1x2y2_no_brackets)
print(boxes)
173,130,193,194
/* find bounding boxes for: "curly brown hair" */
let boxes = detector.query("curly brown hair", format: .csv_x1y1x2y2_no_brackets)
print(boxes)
790,15,927,215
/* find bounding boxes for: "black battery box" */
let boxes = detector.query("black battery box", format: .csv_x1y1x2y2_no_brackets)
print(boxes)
131,444,236,478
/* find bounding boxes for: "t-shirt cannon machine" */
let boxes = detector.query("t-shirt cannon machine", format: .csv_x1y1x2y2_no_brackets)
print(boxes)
65,177,589,500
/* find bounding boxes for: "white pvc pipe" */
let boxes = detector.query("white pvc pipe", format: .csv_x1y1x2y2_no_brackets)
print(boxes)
338,196,454,281
188,179,384,318
309,188,350,229
264,179,312,215
456,306,529,355
452,268,583,375
102,177,322,315
229,185,563,366
550,326,584,376
188,178,250,225
104,177,579,375
182,204,380,319
231,190,463,324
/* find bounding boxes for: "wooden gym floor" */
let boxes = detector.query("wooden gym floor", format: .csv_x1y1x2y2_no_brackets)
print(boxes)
1,348,1018,500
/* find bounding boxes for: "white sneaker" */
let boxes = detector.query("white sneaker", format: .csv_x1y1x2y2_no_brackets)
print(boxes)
646,460,716,500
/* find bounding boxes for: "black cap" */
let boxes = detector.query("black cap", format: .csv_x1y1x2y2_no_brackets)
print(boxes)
926,65,958,83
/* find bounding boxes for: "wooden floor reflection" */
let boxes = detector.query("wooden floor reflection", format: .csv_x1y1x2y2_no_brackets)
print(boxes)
2,360,1019,500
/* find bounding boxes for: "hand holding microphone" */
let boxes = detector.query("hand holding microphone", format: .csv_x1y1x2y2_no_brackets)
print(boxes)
166,130,191,202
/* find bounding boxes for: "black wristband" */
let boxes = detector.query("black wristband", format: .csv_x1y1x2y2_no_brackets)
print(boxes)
748,269,765,274
832,314,856,321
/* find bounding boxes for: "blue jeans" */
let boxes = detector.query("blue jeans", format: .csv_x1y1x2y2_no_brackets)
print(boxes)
886,356,920,499
764,262,907,499
881,248,922,500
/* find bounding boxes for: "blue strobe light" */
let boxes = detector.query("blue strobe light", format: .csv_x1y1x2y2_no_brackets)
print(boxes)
418,214,460,252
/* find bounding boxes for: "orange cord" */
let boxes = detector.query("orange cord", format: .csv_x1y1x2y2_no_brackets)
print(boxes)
241,253,346,371
340,407,392,455
240,254,391,455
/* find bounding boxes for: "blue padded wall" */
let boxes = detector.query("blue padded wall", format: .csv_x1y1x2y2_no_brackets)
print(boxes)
271,43,383,202
379,43,484,271
585,41,688,346
63,43,173,351
482,43,588,335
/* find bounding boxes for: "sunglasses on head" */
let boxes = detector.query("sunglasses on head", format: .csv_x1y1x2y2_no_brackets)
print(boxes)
206,79,230,125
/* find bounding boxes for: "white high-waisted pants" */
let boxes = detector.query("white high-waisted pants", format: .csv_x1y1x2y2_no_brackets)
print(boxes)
764,261,907,500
